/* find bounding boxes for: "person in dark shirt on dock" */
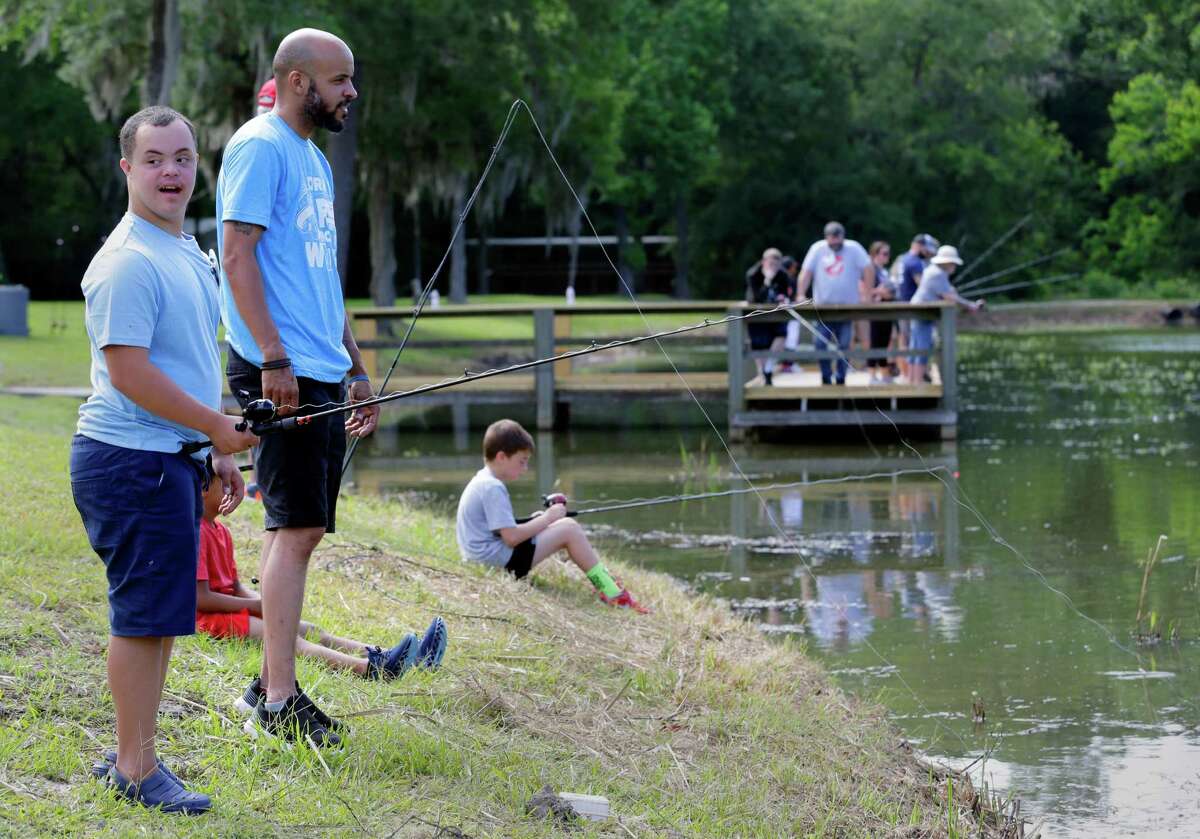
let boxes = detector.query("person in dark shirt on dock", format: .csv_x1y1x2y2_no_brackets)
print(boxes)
896,233,939,381
744,247,794,385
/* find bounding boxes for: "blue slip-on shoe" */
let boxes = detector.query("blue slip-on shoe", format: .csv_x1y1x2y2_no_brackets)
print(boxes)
416,616,448,669
90,751,182,786
105,765,211,815
365,633,419,680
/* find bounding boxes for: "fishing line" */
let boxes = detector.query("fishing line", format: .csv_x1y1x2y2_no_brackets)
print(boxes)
957,249,1072,293
970,272,1079,298
531,467,949,520
510,98,984,758
955,214,1032,283
888,430,1200,726
336,100,527,475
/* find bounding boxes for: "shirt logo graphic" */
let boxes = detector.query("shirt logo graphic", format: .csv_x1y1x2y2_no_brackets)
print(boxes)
822,253,846,276
295,175,336,270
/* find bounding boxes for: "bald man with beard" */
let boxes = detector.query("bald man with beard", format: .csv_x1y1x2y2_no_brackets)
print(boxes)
216,28,380,747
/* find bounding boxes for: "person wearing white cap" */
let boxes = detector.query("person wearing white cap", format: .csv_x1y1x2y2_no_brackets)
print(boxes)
908,245,983,385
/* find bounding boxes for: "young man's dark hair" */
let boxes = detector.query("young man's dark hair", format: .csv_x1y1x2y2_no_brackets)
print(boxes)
483,419,535,461
118,106,198,160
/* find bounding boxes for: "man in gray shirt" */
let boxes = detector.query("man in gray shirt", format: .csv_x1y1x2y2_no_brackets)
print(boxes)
799,221,872,384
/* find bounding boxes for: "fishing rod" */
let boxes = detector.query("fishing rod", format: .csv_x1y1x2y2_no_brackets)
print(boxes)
957,248,1072,293
955,214,1032,282
181,302,807,455
514,467,950,523
972,272,1079,298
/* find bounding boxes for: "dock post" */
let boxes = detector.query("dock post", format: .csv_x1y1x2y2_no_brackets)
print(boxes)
727,307,746,440
939,304,957,439
534,308,556,430
355,313,377,379
553,309,573,378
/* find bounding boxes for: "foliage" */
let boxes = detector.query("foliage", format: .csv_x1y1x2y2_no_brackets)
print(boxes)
1,0,1199,300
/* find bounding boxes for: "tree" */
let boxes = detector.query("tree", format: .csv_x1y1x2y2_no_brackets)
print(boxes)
614,0,731,298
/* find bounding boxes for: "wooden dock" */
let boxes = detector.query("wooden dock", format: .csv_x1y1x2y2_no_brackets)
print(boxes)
349,300,958,439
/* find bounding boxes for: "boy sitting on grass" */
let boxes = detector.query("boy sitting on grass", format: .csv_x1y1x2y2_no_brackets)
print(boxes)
456,419,649,613
193,461,448,707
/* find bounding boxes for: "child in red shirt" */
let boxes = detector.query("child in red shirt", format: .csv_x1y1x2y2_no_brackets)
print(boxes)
196,463,448,696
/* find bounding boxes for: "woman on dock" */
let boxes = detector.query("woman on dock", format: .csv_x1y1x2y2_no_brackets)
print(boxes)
865,241,896,383
744,247,794,386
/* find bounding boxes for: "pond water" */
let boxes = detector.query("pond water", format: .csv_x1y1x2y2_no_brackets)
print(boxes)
350,330,1200,838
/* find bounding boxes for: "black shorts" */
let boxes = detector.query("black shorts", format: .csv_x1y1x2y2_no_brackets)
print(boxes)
504,539,537,579
749,321,787,350
226,348,346,533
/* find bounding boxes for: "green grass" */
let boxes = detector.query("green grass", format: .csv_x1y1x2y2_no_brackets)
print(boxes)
0,393,1001,837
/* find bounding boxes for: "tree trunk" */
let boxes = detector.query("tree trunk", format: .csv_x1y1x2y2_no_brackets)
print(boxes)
144,0,180,106
411,200,422,303
615,204,636,295
367,164,397,309
673,193,691,299
328,63,361,290
566,193,588,294
449,174,468,303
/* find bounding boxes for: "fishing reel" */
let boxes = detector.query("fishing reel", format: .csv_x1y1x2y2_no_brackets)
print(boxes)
515,492,573,524
180,396,282,455
240,397,278,427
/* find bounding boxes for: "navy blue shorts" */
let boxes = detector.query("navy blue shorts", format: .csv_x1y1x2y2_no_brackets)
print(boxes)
226,349,345,533
70,435,204,637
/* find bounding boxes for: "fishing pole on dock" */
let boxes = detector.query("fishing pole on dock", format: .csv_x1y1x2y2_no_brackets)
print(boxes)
180,302,810,455
955,214,1033,282
971,272,1079,298
957,248,1072,293
514,467,950,523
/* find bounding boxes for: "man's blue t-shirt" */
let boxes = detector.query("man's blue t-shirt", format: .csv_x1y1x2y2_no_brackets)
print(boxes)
77,213,222,458
216,113,350,383
899,252,926,302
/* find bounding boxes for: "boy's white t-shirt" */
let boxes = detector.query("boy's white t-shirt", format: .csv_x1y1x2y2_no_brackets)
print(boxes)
456,465,528,566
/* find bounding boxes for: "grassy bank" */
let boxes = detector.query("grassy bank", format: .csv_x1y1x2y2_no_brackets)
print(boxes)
0,394,1008,837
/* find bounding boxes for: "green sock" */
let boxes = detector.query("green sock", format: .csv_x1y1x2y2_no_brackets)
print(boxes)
586,564,621,598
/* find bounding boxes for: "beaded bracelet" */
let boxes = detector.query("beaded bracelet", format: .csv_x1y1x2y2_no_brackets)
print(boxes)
260,357,292,371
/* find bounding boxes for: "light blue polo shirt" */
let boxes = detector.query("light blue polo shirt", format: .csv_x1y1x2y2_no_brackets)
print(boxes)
216,113,350,383
77,213,222,457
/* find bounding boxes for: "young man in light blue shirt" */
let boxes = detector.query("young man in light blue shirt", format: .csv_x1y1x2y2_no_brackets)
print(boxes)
217,28,380,746
72,106,257,813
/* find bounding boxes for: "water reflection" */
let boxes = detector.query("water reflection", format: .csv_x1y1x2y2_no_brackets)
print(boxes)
744,477,964,651
350,329,1200,839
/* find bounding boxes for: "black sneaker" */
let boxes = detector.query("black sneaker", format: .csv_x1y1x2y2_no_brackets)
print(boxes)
244,694,341,748
295,684,344,733
763,371,773,386
234,677,264,716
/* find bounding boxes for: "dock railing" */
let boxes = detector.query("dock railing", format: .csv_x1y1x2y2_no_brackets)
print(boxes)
725,301,956,437
349,299,957,436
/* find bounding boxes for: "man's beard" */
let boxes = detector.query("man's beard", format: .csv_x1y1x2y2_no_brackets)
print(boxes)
304,88,346,133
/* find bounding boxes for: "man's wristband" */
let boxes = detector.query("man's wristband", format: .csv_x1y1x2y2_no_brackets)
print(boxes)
260,357,292,371
347,373,371,385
